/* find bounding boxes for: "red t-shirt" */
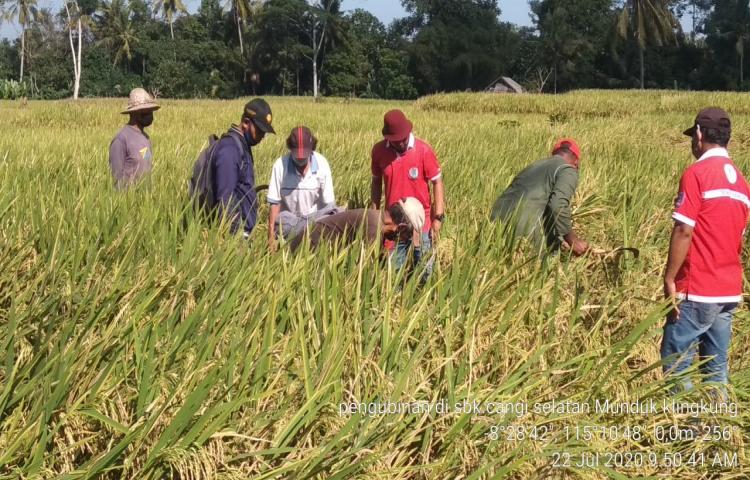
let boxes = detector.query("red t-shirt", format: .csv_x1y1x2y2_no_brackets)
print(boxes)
672,148,750,302
371,134,442,233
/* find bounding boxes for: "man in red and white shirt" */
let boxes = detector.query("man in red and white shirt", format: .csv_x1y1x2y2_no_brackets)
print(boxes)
662,107,749,393
370,109,446,280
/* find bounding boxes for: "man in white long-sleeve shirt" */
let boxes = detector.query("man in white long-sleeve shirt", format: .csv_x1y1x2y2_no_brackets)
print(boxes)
267,126,340,251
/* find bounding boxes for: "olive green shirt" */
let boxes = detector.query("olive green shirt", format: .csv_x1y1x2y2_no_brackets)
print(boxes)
490,156,578,246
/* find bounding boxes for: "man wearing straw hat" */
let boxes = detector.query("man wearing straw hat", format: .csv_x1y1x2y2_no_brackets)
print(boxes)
108,87,160,189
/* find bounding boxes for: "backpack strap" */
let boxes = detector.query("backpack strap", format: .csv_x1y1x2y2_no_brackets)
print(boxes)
222,130,250,169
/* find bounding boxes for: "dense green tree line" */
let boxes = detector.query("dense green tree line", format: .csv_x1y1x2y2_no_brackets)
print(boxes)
0,0,747,99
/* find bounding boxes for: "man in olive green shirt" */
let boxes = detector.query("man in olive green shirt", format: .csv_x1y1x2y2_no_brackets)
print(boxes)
491,138,589,256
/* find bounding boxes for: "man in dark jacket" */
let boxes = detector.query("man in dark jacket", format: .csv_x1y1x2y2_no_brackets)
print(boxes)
491,138,589,255
214,98,274,237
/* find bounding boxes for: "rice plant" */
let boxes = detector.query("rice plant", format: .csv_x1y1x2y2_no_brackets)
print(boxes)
0,92,748,479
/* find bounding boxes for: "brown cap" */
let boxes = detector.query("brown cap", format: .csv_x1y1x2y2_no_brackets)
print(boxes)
286,126,315,160
683,107,731,137
382,109,413,142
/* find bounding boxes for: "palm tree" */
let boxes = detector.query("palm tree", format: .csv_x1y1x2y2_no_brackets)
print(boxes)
308,0,345,97
224,0,262,56
616,0,679,89
153,0,186,40
96,0,139,66
1,0,38,82
733,0,750,86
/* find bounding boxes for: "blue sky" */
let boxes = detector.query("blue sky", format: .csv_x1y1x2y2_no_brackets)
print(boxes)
341,0,534,27
0,0,534,39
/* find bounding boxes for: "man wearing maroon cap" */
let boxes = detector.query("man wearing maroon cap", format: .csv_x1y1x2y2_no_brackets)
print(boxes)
662,107,749,394
490,138,589,255
370,109,446,279
267,126,339,251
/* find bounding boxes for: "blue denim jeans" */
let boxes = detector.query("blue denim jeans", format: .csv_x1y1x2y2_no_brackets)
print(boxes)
661,300,735,392
390,231,433,282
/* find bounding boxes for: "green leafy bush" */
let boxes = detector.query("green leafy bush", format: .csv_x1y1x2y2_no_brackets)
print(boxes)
0,79,28,99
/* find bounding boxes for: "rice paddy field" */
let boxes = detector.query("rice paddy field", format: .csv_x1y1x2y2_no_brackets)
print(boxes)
1,90,750,479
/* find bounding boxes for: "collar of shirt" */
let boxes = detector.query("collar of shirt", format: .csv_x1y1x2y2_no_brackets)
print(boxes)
286,152,319,175
385,133,415,153
696,147,730,162
126,124,148,139
229,124,245,138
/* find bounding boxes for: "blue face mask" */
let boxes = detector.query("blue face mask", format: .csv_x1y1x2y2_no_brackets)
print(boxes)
292,157,309,168
244,131,257,147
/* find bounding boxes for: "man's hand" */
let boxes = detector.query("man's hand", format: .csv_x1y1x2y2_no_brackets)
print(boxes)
268,237,278,253
571,239,589,256
431,219,442,242
562,231,588,257
563,239,589,256
664,277,680,322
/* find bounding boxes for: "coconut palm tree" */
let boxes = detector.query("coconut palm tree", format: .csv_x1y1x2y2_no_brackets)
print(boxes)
733,0,750,86
308,0,345,98
1,0,38,82
153,0,186,40
96,0,139,66
616,0,679,89
224,0,263,56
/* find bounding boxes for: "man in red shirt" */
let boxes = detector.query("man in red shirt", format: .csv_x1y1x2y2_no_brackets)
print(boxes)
370,109,446,280
662,107,749,394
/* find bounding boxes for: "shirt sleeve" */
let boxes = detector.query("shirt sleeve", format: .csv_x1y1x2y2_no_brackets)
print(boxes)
548,166,578,237
371,145,382,178
212,142,241,232
267,158,282,204
322,163,335,205
108,137,126,186
245,158,258,236
422,145,442,182
672,169,701,227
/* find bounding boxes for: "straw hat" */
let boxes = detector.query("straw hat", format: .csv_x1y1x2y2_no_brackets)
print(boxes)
121,88,160,114
398,197,425,233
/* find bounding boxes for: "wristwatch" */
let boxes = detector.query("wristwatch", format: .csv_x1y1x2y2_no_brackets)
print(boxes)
434,213,445,222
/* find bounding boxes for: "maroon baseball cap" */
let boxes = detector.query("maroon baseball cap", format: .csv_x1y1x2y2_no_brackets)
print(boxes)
683,107,731,137
286,126,315,160
382,109,413,142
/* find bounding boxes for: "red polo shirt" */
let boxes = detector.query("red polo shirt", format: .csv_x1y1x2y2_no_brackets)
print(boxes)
371,134,442,232
672,147,750,303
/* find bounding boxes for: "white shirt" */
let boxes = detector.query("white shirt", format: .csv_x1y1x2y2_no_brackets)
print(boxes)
696,147,730,162
385,133,416,156
267,151,336,217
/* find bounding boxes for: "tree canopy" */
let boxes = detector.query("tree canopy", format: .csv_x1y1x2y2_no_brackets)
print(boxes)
0,0,746,99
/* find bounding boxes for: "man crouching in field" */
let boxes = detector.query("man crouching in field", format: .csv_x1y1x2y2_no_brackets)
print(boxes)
290,197,424,254
662,107,749,395
109,88,159,190
490,138,589,256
